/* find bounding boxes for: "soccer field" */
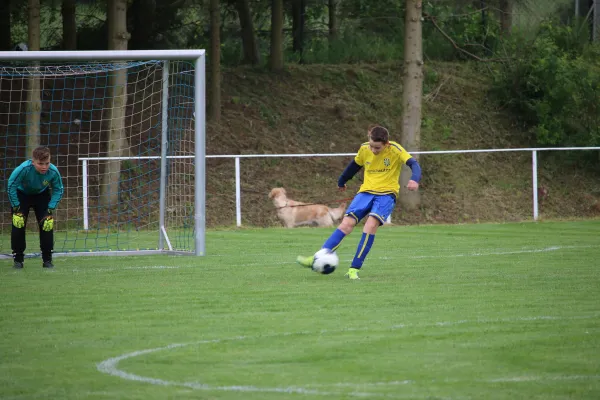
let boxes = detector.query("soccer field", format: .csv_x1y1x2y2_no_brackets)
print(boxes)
1,220,599,400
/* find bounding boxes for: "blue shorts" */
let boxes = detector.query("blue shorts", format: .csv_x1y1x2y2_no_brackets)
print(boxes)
344,192,396,225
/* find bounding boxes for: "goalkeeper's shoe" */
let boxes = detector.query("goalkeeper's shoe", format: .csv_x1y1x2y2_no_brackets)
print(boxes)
13,261,24,269
345,267,360,280
42,261,54,269
296,255,314,269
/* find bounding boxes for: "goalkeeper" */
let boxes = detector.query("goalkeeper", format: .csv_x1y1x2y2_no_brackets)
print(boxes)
7,146,64,269
297,125,421,280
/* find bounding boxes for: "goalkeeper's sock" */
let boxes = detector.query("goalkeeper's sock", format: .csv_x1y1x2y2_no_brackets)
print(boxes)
351,232,375,269
322,229,346,251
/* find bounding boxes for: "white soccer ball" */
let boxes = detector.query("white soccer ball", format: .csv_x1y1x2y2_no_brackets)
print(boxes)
14,43,28,51
312,248,339,275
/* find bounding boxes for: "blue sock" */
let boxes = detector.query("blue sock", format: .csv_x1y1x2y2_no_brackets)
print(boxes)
351,233,375,269
322,229,346,251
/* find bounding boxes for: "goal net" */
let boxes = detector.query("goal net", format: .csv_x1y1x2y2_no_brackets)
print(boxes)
0,50,206,258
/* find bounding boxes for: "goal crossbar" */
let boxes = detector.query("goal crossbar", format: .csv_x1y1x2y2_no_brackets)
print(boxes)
0,50,206,258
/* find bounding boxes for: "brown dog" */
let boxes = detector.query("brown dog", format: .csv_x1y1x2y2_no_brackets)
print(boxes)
268,187,346,228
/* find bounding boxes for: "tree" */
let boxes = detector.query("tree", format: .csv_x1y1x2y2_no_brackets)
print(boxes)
62,0,77,49
129,0,156,50
27,0,41,157
400,0,423,211
0,0,11,50
291,0,306,59
236,0,260,64
498,0,513,36
209,0,221,121
328,0,338,41
594,0,600,41
101,0,130,206
269,0,284,71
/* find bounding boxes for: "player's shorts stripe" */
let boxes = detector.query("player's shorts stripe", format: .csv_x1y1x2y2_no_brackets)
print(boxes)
345,212,359,223
369,213,386,225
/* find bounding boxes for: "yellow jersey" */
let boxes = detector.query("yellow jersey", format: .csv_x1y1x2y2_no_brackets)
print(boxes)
354,140,413,197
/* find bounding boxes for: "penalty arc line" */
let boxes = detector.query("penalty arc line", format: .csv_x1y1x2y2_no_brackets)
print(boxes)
97,314,600,397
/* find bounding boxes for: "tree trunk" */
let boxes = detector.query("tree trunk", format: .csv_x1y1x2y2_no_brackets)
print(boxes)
291,0,305,59
499,0,512,37
480,0,490,53
328,0,338,41
27,0,41,157
209,0,221,121
400,0,423,211
129,0,156,49
594,0,600,41
235,0,260,65
575,0,588,17
61,0,77,49
101,0,130,206
0,0,11,50
269,0,284,71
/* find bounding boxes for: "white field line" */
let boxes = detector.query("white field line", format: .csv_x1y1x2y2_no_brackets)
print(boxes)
69,265,183,272
63,244,599,272
2,243,598,264
97,338,394,398
403,245,594,259
186,244,598,259
488,375,600,382
97,314,600,397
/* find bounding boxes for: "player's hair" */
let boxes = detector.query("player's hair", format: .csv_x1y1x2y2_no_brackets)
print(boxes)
32,146,51,161
368,125,389,143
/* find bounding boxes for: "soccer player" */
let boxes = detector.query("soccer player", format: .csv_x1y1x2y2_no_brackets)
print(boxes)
296,125,421,280
7,146,64,269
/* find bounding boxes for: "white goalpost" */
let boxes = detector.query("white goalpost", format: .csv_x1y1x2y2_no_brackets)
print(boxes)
0,50,206,258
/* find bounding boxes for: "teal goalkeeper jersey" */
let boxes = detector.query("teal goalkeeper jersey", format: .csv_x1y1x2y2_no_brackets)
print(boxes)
7,160,64,209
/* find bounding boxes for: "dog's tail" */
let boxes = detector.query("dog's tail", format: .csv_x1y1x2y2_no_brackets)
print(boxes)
328,203,347,221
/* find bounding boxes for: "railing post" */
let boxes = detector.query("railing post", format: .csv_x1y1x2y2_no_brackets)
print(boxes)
532,150,539,221
236,157,242,227
82,159,89,230
158,60,169,250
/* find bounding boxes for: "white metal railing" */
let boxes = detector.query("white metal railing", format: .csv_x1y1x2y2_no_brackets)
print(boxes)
79,147,600,228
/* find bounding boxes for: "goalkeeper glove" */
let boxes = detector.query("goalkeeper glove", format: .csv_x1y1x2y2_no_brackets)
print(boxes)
12,206,25,229
41,211,54,232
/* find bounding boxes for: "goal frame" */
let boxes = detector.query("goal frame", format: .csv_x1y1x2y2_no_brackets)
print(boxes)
0,50,206,257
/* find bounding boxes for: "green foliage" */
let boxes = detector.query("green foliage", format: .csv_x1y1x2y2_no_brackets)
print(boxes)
492,20,600,147
339,0,405,40
299,31,404,64
423,3,501,61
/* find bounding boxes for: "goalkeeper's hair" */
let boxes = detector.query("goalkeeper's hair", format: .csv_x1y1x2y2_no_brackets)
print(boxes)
32,146,51,162
368,125,389,143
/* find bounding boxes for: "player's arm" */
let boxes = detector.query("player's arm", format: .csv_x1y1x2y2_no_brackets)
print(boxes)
405,157,421,191
7,166,25,211
40,168,63,232
47,167,64,211
338,160,362,189
8,166,26,228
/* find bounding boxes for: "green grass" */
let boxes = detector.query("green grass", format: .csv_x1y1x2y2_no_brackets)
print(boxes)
1,220,600,399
